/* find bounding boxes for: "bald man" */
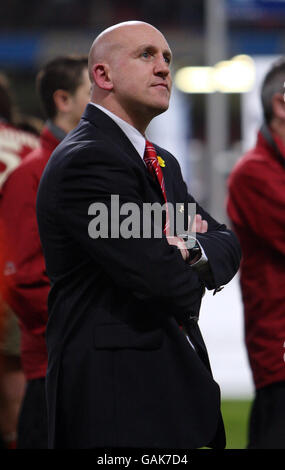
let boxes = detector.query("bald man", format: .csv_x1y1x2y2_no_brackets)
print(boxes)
37,22,241,449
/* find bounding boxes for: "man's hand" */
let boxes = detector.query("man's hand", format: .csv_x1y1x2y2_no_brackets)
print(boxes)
191,214,208,234
166,235,189,260
166,214,208,260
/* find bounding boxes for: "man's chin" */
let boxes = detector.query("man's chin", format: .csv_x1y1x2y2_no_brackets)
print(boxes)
149,101,170,117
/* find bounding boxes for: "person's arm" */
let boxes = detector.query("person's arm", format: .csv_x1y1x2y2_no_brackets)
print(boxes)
191,200,241,291
165,149,241,291
1,164,49,334
55,143,205,317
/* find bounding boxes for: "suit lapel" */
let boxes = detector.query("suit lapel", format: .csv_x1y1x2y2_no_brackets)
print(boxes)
82,104,165,195
82,104,144,168
82,104,180,233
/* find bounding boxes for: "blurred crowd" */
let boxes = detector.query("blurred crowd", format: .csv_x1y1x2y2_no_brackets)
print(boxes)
0,0,203,30
0,71,42,449
0,56,89,448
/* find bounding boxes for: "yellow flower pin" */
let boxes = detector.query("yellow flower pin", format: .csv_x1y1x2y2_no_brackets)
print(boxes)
157,156,166,167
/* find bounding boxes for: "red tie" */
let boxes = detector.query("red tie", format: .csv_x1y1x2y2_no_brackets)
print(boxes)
143,140,170,235
144,142,185,332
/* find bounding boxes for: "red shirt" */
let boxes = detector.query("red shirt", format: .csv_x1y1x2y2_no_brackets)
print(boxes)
0,121,39,347
0,121,39,190
1,127,59,379
227,130,285,389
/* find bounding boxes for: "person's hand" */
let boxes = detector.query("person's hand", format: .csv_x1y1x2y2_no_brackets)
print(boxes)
166,235,189,260
191,214,208,234
166,214,208,260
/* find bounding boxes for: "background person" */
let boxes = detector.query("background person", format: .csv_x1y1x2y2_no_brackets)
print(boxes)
0,72,40,449
0,73,40,190
227,58,285,449
1,55,90,448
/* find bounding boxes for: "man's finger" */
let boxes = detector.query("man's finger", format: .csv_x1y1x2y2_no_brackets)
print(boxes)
192,214,202,233
200,220,208,233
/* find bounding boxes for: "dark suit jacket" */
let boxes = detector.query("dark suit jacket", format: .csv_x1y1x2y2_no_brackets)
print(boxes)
36,104,241,449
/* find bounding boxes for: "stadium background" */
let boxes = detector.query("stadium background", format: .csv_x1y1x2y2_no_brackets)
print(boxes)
1,0,285,448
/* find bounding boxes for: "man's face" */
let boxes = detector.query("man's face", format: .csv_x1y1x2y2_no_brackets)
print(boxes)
69,68,91,127
108,24,172,120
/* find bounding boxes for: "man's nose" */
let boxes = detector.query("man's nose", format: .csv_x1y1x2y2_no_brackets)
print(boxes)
154,55,170,77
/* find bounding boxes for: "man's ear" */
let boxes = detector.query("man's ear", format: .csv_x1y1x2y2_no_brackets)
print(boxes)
272,92,285,121
53,89,72,113
91,63,113,91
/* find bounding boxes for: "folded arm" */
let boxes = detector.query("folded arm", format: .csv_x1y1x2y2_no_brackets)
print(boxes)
55,143,205,316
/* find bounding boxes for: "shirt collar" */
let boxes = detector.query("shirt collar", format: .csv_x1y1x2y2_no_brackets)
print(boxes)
90,103,147,159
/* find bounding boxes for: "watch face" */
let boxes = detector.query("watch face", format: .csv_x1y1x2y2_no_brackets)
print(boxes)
189,239,199,250
181,235,197,250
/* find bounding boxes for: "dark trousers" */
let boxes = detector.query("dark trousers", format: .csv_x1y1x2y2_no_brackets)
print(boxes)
17,377,48,449
248,381,285,449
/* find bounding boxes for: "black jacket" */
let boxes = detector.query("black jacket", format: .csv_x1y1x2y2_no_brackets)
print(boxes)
36,104,241,449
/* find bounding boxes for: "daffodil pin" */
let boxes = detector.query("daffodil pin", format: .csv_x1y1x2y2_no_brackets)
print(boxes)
157,156,165,167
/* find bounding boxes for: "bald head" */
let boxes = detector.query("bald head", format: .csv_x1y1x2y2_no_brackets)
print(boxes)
88,21,167,84
88,21,172,133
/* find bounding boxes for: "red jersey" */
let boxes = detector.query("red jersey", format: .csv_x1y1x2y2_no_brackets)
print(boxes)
1,127,59,379
0,121,39,345
0,121,39,190
227,130,285,389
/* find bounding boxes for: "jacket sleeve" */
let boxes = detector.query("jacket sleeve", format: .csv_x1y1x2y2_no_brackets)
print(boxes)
55,142,205,316
167,151,241,290
190,197,241,290
1,164,49,334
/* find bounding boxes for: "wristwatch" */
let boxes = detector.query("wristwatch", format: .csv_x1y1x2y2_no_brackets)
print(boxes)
178,234,202,265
